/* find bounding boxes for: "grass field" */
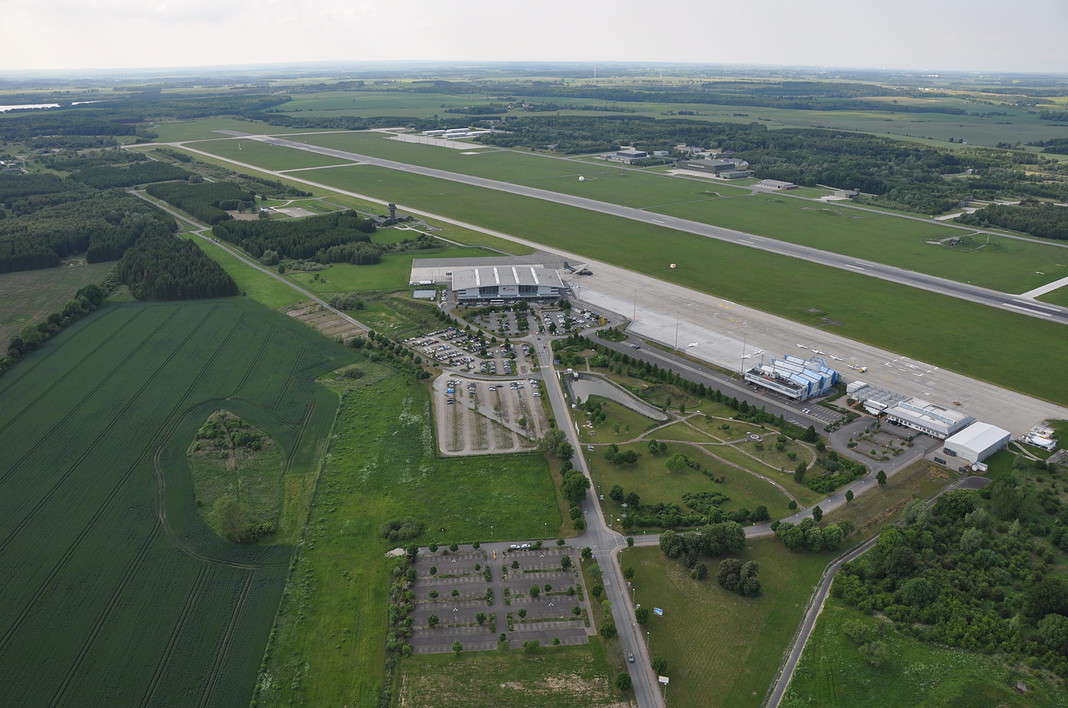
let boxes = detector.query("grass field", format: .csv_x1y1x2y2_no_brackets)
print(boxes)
191,137,358,170
263,131,1068,295
0,297,352,706
0,258,114,349
577,396,662,443
150,116,324,142
286,245,498,295
782,600,1068,707
352,291,445,339
283,163,1068,406
393,640,621,707
588,440,793,529
621,542,834,708
253,371,562,707
1039,285,1068,307
181,233,305,309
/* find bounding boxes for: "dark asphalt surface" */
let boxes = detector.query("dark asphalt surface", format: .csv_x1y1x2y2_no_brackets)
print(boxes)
251,134,1068,326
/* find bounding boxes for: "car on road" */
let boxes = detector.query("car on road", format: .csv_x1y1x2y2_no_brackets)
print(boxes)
628,653,635,663
630,343,641,349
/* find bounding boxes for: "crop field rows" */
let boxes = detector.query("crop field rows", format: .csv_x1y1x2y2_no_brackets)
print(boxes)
0,298,353,706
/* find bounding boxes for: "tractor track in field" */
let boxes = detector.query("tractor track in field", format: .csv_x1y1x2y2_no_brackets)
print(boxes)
0,308,237,656
0,308,178,488
0,307,142,436
273,347,305,411
197,570,255,708
0,307,201,548
0,306,124,399
232,328,272,395
139,564,212,708
48,522,163,707
283,399,316,477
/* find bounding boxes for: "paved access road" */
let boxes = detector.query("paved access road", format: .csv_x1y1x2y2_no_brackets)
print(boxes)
248,134,1068,326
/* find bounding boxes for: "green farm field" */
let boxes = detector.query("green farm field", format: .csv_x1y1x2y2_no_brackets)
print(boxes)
0,297,353,706
0,258,114,349
254,370,562,706
622,542,835,708
287,163,1068,406
782,600,1068,707
269,89,1068,147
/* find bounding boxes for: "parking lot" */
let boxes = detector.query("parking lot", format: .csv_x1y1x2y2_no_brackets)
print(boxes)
405,327,537,377
537,307,601,335
434,374,549,455
410,545,591,654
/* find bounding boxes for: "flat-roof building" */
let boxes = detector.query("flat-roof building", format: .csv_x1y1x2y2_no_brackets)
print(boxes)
756,179,798,190
450,265,566,302
943,422,1011,463
744,355,839,401
884,398,974,439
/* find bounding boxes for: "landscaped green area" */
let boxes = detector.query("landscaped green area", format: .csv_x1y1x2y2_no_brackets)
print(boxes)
589,440,793,528
288,162,1068,406
0,258,114,348
577,395,662,443
253,371,562,707
180,233,305,308
622,541,834,708
782,601,1068,707
0,297,352,706
393,640,621,707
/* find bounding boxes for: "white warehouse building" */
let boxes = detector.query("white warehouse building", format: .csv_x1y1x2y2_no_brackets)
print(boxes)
943,422,1011,463
884,398,974,439
451,265,566,302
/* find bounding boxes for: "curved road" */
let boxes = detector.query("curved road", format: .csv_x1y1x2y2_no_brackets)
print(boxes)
246,134,1068,326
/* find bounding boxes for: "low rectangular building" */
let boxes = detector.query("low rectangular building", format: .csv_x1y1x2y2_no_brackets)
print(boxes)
884,398,974,439
744,355,839,401
451,265,566,302
756,179,798,190
943,422,1011,463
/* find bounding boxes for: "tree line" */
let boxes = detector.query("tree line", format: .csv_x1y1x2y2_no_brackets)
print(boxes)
957,201,1068,241
118,235,237,300
212,210,377,260
145,180,255,224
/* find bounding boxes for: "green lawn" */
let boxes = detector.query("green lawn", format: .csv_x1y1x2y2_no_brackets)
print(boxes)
622,542,835,708
782,601,1068,707
181,233,305,309
577,396,663,443
191,137,358,170
1038,284,1068,307
394,640,621,707
286,246,498,295
588,440,793,526
253,370,562,707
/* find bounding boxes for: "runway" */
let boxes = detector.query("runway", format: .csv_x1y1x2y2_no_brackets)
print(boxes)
249,134,1068,326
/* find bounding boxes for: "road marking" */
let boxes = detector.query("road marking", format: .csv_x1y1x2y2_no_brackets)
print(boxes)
1001,302,1054,318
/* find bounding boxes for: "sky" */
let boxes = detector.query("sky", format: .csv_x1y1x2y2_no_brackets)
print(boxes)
2,0,1067,75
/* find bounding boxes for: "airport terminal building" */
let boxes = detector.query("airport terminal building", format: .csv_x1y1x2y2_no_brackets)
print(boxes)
450,265,565,302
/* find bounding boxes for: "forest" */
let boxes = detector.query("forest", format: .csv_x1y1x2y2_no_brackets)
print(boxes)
0,189,175,272
118,234,238,299
957,201,1068,241
71,160,191,188
145,180,255,224
833,455,1068,677
212,210,377,260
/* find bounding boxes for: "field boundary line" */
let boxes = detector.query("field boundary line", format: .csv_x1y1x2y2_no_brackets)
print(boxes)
0,306,206,551
197,570,255,708
0,305,145,440
139,564,212,707
0,306,238,656
0,306,124,398
48,522,163,707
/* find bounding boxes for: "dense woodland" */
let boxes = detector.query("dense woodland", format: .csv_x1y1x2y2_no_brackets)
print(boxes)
145,180,255,224
0,190,175,272
212,210,377,260
118,234,237,300
957,201,1068,241
71,160,190,188
834,455,1068,676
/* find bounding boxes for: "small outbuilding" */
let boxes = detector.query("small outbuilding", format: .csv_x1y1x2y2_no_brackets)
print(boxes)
942,422,1011,464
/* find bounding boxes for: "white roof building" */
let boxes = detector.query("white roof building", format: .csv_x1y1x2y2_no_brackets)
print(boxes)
943,422,1011,463
884,397,974,439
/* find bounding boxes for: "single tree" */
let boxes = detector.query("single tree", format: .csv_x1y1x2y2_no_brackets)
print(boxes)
877,470,887,486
